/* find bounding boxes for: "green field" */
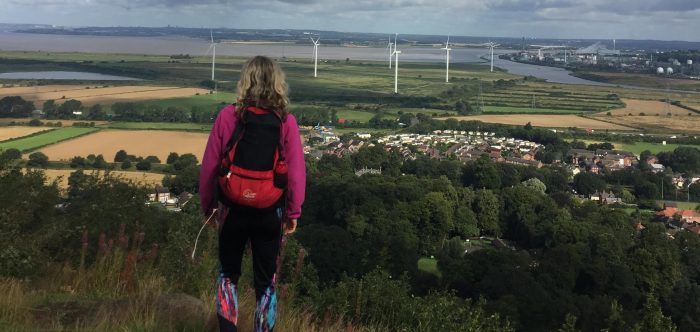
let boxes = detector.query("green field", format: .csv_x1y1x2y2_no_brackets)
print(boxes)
417,257,441,278
659,201,700,210
482,106,586,114
0,127,99,152
617,142,700,155
102,122,213,131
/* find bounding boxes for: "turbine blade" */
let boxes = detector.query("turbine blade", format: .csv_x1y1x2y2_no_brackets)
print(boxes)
210,29,213,43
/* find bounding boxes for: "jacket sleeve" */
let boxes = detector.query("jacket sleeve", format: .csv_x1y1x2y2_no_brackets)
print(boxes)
283,114,306,219
199,107,234,216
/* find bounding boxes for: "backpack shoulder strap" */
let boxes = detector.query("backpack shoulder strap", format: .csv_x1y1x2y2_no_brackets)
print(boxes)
223,105,246,158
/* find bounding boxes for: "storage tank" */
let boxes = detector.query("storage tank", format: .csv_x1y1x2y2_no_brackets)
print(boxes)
657,67,665,74
667,67,674,74
689,59,694,65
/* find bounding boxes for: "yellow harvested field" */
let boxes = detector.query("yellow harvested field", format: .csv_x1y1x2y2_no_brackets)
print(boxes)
440,115,635,130
606,99,692,116
37,169,165,189
592,99,700,133
0,118,108,126
592,115,700,133
37,130,208,161
0,126,51,141
0,85,210,106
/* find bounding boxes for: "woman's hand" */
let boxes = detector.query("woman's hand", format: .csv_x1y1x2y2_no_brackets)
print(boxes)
284,219,297,235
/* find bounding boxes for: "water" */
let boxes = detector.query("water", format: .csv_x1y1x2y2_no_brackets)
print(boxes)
0,31,604,86
0,71,142,80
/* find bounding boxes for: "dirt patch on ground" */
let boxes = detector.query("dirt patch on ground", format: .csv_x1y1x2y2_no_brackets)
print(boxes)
0,85,210,106
440,114,635,130
40,169,165,189
36,129,208,161
0,126,51,142
606,99,692,116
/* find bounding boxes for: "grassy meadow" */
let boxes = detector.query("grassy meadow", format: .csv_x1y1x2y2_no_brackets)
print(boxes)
0,127,99,152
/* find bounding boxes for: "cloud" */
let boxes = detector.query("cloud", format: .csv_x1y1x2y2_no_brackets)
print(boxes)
2,0,700,41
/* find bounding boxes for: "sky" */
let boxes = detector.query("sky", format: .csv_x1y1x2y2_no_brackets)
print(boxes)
2,0,700,41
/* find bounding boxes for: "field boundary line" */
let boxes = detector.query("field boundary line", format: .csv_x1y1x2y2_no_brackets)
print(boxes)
0,128,58,144
20,128,101,153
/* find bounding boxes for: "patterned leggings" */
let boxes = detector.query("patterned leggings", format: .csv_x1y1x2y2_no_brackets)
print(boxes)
217,204,283,332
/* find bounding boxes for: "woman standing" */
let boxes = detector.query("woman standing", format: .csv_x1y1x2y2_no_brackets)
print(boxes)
199,56,306,332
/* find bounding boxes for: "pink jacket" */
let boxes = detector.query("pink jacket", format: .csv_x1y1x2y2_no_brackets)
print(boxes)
199,105,306,220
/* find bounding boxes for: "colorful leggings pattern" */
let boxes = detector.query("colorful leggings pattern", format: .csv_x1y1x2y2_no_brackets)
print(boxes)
216,274,239,327
254,275,278,332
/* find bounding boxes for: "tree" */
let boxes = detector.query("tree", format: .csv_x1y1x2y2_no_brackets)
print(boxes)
173,153,198,171
27,152,49,167
121,160,132,170
87,104,107,120
91,154,107,169
144,155,161,164
634,294,677,332
558,314,580,332
166,152,179,165
42,100,58,118
0,96,35,118
473,189,500,237
521,178,547,194
0,148,22,161
70,156,86,168
57,99,82,118
136,160,152,171
462,158,501,189
114,150,128,162
573,172,606,196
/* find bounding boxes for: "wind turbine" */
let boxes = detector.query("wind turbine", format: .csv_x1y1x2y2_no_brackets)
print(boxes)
441,35,452,83
204,30,219,92
392,34,401,93
487,42,500,72
310,37,320,77
387,35,394,69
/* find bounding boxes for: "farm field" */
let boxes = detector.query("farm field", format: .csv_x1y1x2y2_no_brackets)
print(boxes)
589,98,700,133
0,118,108,126
36,169,165,189
102,122,213,131
0,85,210,106
608,99,693,116
482,106,585,114
0,127,98,152
36,129,208,161
574,71,700,91
591,113,700,133
441,114,636,130
0,126,51,141
576,140,700,155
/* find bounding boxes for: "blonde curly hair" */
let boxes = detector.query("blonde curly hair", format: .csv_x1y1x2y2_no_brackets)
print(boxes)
236,56,289,115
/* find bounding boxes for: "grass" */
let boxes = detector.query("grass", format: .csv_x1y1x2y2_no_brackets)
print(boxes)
417,257,441,278
482,106,586,114
660,200,700,210
0,127,99,152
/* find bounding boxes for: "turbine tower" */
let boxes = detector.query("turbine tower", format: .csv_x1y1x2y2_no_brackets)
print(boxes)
204,29,220,92
487,42,500,72
387,35,394,69
310,37,320,77
209,30,217,81
392,35,401,94
441,35,452,83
